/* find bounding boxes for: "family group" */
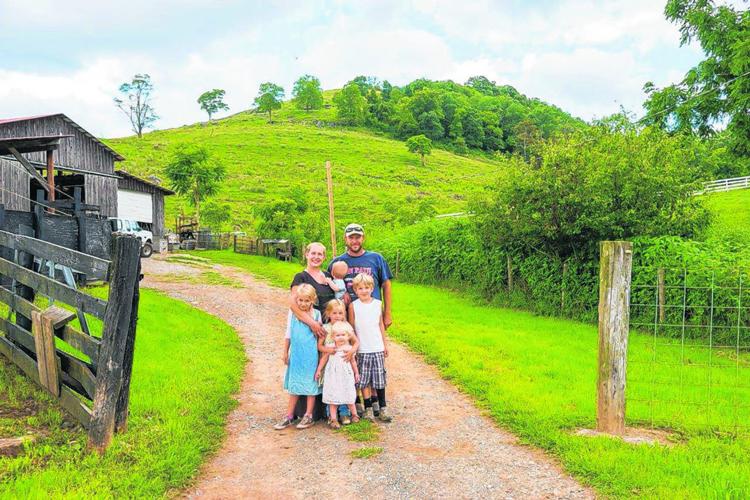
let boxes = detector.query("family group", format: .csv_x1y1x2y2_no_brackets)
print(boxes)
274,223,393,430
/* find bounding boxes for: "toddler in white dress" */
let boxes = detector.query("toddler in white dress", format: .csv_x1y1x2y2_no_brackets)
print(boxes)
315,321,360,428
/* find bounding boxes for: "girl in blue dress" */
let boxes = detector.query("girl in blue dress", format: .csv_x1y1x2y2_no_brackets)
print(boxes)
274,283,321,430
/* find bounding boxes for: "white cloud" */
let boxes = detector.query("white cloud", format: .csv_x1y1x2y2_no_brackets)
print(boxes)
0,0,706,136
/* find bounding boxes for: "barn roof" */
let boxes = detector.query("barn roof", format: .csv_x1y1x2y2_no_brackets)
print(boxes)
116,169,175,195
0,114,125,161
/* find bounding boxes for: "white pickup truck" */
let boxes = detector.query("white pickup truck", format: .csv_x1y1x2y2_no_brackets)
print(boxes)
109,218,154,258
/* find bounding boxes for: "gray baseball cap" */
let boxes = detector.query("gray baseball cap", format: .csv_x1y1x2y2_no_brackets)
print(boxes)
344,223,364,235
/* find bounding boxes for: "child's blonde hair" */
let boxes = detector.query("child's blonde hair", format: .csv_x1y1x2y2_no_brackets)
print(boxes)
324,299,346,321
295,283,317,301
352,273,374,290
331,320,355,337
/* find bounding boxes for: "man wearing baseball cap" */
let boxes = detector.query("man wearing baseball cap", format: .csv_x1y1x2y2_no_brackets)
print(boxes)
328,223,393,330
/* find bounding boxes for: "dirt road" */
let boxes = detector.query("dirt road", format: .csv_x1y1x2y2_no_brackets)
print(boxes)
143,257,592,499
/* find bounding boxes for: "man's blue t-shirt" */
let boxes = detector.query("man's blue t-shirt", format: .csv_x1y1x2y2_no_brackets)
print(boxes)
328,251,393,301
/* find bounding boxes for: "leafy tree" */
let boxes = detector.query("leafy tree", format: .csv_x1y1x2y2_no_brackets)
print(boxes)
197,89,229,121
333,83,369,125
114,74,158,138
164,147,226,223
514,118,542,159
465,75,498,95
201,201,231,229
473,126,709,261
292,75,324,111
406,134,433,166
350,75,380,95
254,82,284,122
642,0,750,155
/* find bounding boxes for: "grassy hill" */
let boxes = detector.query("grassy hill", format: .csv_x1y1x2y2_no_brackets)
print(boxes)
703,188,750,244
105,95,506,237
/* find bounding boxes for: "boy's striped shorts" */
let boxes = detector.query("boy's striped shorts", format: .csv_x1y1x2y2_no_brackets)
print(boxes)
356,352,386,389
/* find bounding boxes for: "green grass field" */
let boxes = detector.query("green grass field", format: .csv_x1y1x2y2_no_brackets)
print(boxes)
0,289,245,497
105,95,504,235
703,189,750,244
193,250,750,498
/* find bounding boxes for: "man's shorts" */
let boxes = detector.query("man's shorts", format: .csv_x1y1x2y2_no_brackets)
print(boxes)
356,351,386,389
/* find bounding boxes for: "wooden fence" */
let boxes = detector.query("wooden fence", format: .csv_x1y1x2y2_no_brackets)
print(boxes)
233,235,293,260
699,175,750,194
196,231,232,250
0,230,141,452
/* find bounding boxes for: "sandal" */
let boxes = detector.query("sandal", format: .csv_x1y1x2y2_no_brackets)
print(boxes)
328,419,341,429
350,415,360,424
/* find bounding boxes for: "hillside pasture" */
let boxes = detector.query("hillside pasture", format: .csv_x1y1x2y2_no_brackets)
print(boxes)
105,100,504,235
703,188,750,244
190,250,750,498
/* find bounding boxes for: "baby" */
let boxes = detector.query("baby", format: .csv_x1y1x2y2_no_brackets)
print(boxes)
327,261,349,300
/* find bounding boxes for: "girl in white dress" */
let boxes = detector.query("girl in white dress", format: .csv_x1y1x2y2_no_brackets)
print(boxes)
315,321,360,428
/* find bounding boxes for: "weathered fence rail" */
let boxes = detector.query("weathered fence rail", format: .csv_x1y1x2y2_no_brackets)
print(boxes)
0,229,141,452
698,175,750,195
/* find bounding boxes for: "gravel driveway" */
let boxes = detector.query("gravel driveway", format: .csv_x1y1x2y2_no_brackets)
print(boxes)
143,257,593,499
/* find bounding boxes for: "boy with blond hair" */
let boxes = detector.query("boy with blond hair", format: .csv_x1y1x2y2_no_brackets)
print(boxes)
348,273,391,422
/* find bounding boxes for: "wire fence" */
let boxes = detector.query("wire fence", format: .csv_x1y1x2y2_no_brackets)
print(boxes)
627,265,750,436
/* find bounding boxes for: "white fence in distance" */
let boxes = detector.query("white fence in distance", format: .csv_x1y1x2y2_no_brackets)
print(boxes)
698,175,750,195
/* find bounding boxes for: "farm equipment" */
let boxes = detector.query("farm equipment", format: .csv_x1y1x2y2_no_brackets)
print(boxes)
175,215,199,241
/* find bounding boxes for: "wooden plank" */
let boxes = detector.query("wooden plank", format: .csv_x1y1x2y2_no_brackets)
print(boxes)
13,225,35,332
0,258,107,319
59,386,92,429
0,287,100,362
0,230,110,280
0,317,96,395
89,235,141,452
115,255,141,433
596,241,632,435
32,309,61,396
7,147,49,191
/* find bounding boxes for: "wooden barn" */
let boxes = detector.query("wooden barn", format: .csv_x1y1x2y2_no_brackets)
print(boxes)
0,114,173,255
0,114,122,216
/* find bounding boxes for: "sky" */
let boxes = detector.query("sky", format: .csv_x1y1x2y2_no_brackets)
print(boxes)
0,0,706,138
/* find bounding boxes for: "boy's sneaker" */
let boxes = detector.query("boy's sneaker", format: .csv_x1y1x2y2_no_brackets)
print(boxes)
377,407,392,423
341,415,352,425
296,415,315,429
363,407,375,421
273,415,296,430
372,401,380,417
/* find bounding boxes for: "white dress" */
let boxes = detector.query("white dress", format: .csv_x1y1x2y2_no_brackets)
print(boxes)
322,348,356,405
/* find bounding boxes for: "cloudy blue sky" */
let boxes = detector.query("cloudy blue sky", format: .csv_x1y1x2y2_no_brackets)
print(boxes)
0,0,705,138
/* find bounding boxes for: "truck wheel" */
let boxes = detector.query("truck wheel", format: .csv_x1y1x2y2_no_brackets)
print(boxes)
140,242,153,258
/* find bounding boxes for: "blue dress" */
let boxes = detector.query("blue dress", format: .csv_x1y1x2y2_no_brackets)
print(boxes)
284,309,322,396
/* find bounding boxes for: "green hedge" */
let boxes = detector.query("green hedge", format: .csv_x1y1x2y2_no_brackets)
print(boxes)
377,219,750,341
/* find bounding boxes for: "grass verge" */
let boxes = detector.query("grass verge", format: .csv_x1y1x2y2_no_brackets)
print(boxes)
0,288,245,497
190,250,750,498
338,420,380,443
351,446,383,459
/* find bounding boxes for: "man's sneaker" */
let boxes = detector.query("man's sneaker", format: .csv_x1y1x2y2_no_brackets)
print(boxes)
377,407,392,423
363,407,375,421
341,414,352,425
273,415,296,430
296,414,315,429
372,401,380,417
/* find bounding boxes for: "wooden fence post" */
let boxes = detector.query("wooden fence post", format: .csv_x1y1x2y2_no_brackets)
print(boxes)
561,260,569,313
395,249,400,279
597,240,632,435
114,255,141,433
89,235,141,452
